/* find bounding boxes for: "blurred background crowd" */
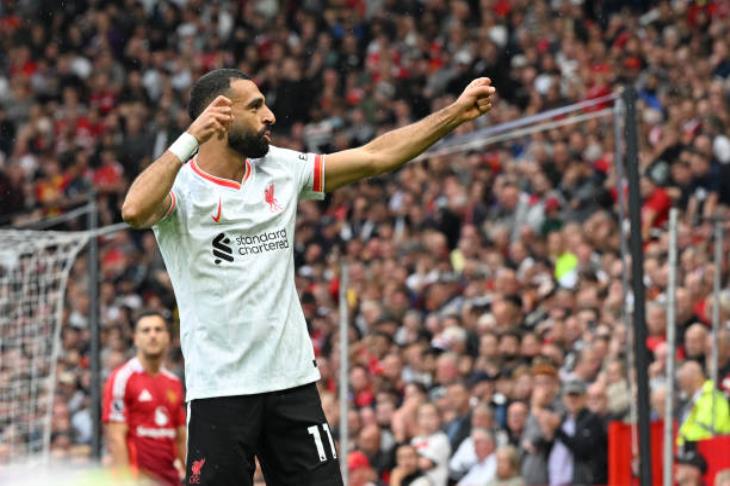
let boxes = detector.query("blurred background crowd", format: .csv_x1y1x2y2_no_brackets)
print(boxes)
1,0,730,484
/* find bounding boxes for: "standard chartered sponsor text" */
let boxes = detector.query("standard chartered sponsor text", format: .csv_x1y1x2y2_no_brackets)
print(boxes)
234,228,289,256
137,426,176,439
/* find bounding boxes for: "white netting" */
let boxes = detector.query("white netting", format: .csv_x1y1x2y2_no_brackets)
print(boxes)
0,230,88,466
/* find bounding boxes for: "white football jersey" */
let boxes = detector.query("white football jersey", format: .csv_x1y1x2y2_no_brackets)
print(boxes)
152,146,325,401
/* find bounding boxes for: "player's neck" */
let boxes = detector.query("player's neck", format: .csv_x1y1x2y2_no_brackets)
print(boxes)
138,353,163,375
197,142,245,183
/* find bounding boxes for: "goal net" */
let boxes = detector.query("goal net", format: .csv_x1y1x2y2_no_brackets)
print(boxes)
0,230,88,466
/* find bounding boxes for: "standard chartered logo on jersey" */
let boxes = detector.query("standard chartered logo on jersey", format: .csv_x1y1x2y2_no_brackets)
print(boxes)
212,230,289,264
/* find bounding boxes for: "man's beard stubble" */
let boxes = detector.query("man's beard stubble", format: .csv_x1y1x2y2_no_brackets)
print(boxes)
142,349,165,362
228,126,270,158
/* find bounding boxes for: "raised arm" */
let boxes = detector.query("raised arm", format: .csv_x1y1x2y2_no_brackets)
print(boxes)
324,78,496,191
121,95,234,228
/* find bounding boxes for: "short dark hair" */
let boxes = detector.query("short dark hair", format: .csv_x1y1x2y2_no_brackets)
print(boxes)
133,309,172,333
188,69,251,119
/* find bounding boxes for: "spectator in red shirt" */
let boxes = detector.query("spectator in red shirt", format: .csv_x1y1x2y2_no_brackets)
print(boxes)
641,174,672,240
102,310,186,485
93,149,125,195
351,364,376,408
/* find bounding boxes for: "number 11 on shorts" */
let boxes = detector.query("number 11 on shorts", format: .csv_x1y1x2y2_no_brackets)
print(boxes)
307,423,337,462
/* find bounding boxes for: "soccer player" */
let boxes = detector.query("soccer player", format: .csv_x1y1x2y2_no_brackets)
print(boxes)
121,68,496,486
103,310,186,485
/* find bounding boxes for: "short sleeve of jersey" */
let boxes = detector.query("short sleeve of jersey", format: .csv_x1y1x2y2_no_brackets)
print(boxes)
175,403,186,427
102,369,127,423
173,381,186,427
153,184,185,232
296,152,326,201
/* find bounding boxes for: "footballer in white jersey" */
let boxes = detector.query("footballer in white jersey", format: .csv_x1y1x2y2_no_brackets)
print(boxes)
153,147,325,401
122,68,496,486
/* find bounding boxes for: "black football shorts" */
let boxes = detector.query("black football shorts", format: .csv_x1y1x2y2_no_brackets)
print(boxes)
185,382,343,486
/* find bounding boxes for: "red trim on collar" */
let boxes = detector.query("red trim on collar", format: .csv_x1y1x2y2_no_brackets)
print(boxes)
190,158,251,189
242,159,253,184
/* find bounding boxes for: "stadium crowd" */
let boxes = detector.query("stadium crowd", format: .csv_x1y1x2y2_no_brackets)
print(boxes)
2,0,730,484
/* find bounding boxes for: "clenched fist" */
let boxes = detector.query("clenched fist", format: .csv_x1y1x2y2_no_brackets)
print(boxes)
454,77,497,123
187,95,234,144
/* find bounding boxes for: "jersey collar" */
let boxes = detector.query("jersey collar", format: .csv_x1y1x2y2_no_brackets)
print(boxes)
190,157,252,190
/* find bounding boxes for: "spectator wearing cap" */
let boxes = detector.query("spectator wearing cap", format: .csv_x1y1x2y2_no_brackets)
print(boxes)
465,371,497,406
349,450,379,486
675,449,708,486
543,379,607,486
486,445,525,486
389,444,432,486
411,402,451,486
456,428,497,486
520,363,561,485
677,360,730,448
541,197,564,236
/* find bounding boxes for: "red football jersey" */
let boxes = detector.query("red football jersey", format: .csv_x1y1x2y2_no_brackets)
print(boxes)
103,357,185,485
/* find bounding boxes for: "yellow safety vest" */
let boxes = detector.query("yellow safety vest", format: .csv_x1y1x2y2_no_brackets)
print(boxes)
677,380,730,446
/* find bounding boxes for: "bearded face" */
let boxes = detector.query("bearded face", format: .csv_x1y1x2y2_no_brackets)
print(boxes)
228,122,270,158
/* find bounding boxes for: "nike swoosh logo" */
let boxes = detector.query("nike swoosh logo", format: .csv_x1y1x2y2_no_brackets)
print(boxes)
212,197,222,223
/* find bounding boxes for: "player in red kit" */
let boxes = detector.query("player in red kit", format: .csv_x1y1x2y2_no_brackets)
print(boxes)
103,310,186,485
